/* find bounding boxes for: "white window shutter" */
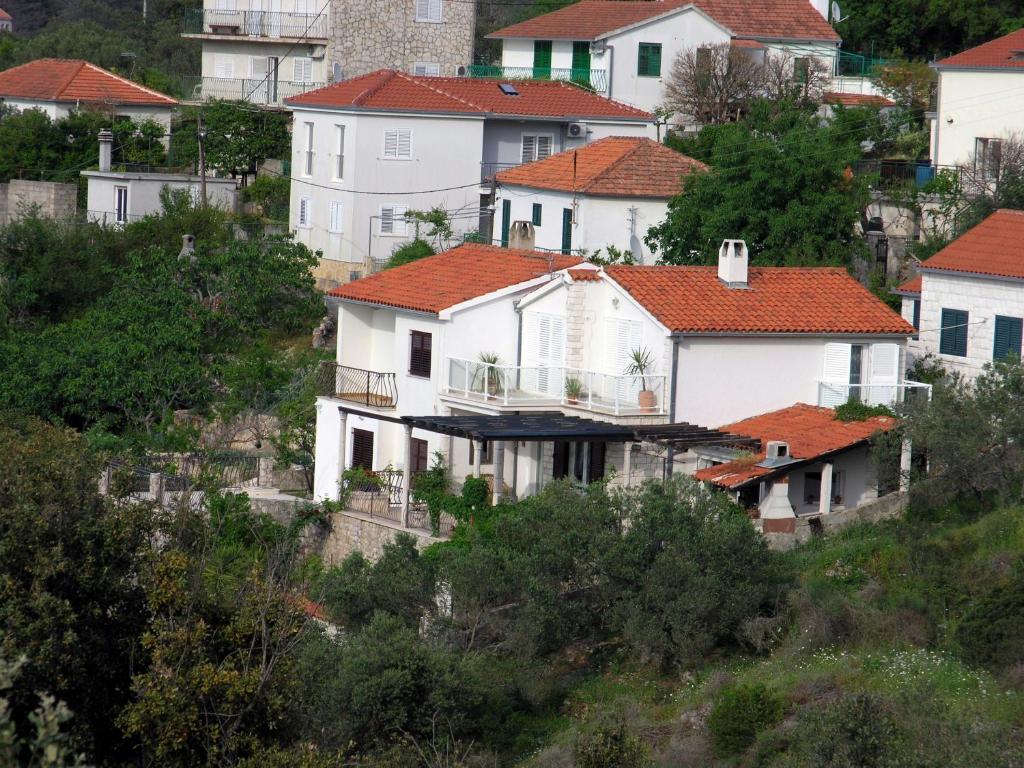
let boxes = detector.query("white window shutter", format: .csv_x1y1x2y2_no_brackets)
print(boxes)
298,197,311,226
867,343,900,406
383,129,398,158
398,129,412,159
215,54,234,80
393,204,408,235
329,201,343,233
537,136,552,159
821,342,852,407
380,206,394,234
416,0,430,19
521,135,535,164
431,0,442,21
251,56,268,80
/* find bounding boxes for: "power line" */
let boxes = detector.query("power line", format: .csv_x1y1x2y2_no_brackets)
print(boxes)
260,164,486,196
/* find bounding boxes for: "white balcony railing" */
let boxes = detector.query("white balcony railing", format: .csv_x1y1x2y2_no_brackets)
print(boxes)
445,356,667,415
181,76,325,105
817,380,933,409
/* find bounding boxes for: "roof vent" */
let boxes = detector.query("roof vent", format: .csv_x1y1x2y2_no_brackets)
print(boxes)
498,83,519,96
1011,49,1024,61
757,441,797,469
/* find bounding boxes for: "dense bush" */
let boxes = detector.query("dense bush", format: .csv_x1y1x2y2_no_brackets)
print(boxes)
777,694,907,768
955,565,1024,669
574,720,649,768
385,238,435,269
707,683,782,757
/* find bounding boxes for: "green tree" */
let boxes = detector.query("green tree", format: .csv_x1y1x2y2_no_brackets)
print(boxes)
651,100,872,267
386,238,436,269
174,102,291,178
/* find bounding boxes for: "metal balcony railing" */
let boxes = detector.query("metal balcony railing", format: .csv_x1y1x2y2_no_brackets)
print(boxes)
316,361,398,409
465,65,608,93
817,380,932,409
181,76,324,105
184,8,327,39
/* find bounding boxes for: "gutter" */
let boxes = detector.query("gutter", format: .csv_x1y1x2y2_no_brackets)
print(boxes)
664,337,681,478
332,296,439,318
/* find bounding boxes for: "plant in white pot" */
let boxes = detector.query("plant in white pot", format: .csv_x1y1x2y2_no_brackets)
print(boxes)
474,352,505,397
625,346,657,411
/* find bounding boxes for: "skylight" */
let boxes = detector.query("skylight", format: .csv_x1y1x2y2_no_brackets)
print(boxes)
498,83,519,96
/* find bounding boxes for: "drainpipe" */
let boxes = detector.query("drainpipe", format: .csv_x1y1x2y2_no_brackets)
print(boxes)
664,337,681,478
603,45,614,100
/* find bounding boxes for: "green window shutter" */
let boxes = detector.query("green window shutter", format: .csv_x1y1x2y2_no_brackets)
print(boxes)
500,199,511,247
532,203,542,226
940,308,969,357
994,315,1023,360
912,299,920,340
561,207,572,254
638,43,661,76
533,40,552,78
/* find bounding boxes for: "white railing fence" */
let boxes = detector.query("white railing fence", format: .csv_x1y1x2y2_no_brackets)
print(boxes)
817,380,933,408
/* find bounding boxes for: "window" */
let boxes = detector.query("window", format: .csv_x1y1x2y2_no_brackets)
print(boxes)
553,442,605,482
911,298,920,339
294,0,313,13
334,124,345,179
500,199,511,247
293,56,313,83
561,207,572,254
794,57,810,84
214,54,234,80
409,331,432,377
469,439,492,466
411,438,430,473
695,46,713,88
533,40,552,77
383,128,413,159
329,200,343,233
532,203,542,226
804,470,844,506
351,429,374,471
521,134,553,163
298,196,312,227
637,43,662,77
303,121,314,176
413,62,440,76
939,308,969,357
114,186,128,224
994,315,1023,360
416,0,441,22
214,0,236,9
380,204,408,235
349,270,362,282
848,343,864,401
975,137,1002,179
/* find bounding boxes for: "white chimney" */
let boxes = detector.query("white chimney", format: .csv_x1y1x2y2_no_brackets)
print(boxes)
98,128,113,173
509,220,536,250
759,477,796,533
717,239,748,288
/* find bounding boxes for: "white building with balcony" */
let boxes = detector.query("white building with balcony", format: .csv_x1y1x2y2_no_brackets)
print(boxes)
313,240,917,524
896,208,1024,380
282,70,655,289
483,0,840,113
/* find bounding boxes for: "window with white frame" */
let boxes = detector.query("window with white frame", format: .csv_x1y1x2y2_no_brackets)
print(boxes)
382,128,412,159
521,133,553,163
298,196,312,227
415,0,442,23
294,0,314,13
114,186,128,224
214,0,236,12
380,204,408,235
292,57,313,83
975,137,1002,179
334,125,345,179
329,200,343,233
413,62,440,76
303,121,314,176
214,54,234,80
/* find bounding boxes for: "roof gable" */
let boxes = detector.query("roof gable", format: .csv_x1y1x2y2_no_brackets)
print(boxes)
936,27,1024,70
921,209,1024,281
286,69,652,120
496,136,707,198
328,243,581,314
0,59,177,106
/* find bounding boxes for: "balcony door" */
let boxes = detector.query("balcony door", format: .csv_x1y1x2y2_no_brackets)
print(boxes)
267,0,281,37
522,311,566,397
351,429,374,471
607,317,643,404
249,56,279,103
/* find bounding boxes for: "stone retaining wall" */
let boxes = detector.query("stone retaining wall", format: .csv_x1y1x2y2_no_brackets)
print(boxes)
762,491,908,550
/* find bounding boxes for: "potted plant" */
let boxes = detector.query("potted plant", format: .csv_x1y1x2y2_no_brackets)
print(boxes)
564,376,584,404
625,346,657,411
474,352,505,396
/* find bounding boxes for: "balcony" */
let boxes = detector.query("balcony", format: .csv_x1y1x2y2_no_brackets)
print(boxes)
444,356,667,416
317,362,398,409
817,380,932,409
181,76,325,105
465,65,608,93
183,8,327,39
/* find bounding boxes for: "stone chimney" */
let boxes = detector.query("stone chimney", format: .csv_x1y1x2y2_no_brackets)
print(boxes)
98,129,113,173
509,220,535,250
179,234,196,262
717,239,748,288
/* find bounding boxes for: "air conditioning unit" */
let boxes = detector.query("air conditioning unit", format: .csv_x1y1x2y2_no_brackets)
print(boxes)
566,122,587,138
589,40,607,55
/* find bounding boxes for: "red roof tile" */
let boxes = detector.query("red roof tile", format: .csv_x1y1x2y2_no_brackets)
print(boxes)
287,69,652,120
604,265,914,334
0,59,176,106
496,136,707,198
568,267,603,280
0,8,10,21
920,209,1024,280
488,0,839,42
936,27,1024,70
894,275,921,295
694,403,898,489
329,243,581,314
824,92,896,107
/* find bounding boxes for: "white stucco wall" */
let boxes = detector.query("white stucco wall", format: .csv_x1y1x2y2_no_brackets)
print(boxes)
0,100,173,134
786,445,877,516
916,270,1024,380
200,38,327,91
84,171,237,222
931,68,1024,167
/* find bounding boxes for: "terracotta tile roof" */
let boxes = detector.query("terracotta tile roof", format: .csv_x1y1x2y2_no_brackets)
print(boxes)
894,275,921,295
936,27,1024,70
0,9,10,21
568,267,603,280
488,0,839,42
496,136,707,198
0,59,176,106
694,403,898,489
920,209,1024,280
286,69,652,120
730,38,766,49
824,92,896,107
603,265,915,334
329,243,581,314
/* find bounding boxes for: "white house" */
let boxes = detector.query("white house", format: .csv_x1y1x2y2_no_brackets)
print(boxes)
929,27,1024,172
484,0,841,113
313,239,918,525
494,135,706,262
0,59,177,134
282,70,655,289
897,208,1024,380
0,8,11,33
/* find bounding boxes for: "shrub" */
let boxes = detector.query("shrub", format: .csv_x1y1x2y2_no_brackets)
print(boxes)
781,693,907,768
707,683,782,757
240,174,290,221
955,565,1024,669
574,720,649,768
835,399,894,422
386,238,435,269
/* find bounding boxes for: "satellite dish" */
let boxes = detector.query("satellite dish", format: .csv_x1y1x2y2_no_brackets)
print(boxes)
629,234,645,264
831,1,849,22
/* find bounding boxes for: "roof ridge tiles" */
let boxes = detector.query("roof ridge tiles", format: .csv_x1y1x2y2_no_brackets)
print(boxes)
351,69,401,106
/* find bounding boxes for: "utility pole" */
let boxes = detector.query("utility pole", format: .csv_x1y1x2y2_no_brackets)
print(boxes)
197,111,208,207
